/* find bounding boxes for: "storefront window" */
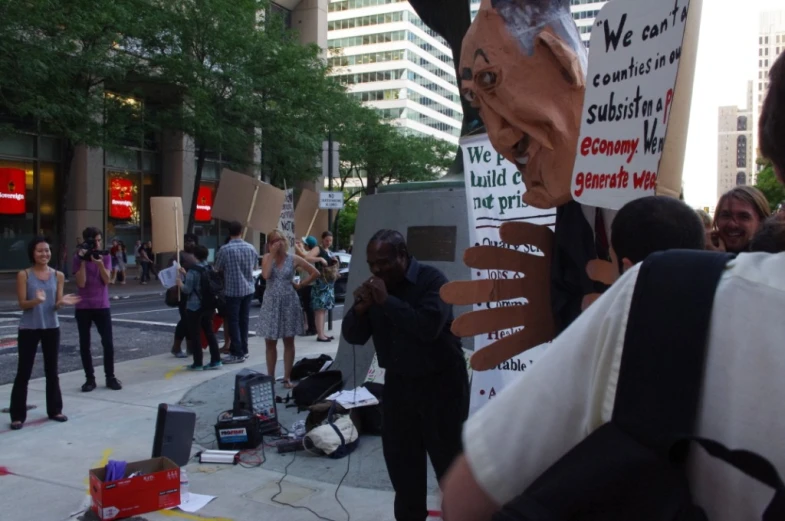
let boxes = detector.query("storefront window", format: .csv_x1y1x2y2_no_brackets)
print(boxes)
39,163,58,241
192,182,219,260
0,160,35,270
142,173,161,246
107,171,141,253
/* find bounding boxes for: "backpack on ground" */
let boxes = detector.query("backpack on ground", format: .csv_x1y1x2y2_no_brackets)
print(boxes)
290,354,333,382
292,370,343,411
192,265,225,313
493,250,784,521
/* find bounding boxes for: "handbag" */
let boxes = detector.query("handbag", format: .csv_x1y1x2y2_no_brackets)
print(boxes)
164,286,180,307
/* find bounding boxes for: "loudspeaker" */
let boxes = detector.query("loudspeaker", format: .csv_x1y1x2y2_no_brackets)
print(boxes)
151,403,196,467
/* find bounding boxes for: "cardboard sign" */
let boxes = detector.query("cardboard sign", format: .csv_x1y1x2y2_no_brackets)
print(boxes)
150,197,184,254
212,168,285,233
570,0,692,210
294,189,337,239
109,177,135,219
460,134,556,416
279,188,295,248
195,185,213,222
0,167,26,215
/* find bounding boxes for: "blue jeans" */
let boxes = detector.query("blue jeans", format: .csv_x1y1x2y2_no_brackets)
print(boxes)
225,295,252,357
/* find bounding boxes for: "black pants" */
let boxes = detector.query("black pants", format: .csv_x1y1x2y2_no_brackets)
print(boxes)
187,309,220,366
225,295,252,357
298,285,315,332
382,364,470,521
75,308,115,380
10,329,63,423
174,297,190,341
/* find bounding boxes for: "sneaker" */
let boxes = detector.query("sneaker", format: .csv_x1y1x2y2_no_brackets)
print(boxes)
173,352,188,359
106,378,123,390
81,380,97,392
205,361,223,370
222,355,245,364
243,353,250,360
186,364,204,371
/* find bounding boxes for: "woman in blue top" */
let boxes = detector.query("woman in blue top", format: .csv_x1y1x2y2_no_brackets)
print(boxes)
9,237,81,430
176,244,222,371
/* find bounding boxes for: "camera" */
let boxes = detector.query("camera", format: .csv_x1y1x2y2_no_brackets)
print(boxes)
78,238,107,260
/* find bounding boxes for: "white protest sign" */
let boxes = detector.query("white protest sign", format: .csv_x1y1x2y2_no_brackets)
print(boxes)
278,189,295,249
461,134,556,416
319,191,344,210
571,0,691,210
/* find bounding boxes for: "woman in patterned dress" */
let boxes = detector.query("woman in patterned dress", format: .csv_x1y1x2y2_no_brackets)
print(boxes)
258,230,319,388
311,231,338,342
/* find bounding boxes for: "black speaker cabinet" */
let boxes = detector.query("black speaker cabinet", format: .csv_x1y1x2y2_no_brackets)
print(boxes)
152,403,196,467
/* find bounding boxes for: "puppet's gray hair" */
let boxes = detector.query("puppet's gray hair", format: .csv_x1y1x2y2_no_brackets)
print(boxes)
491,0,588,75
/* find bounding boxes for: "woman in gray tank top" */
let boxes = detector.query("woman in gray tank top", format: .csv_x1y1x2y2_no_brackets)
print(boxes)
9,237,80,430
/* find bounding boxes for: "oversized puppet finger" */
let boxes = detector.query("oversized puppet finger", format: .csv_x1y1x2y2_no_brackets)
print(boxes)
499,221,555,250
451,300,555,337
469,318,555,371
441,278,530,306
586,259,618,286
463,246,548,275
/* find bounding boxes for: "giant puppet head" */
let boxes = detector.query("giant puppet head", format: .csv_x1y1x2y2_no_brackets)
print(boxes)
460,0,587,209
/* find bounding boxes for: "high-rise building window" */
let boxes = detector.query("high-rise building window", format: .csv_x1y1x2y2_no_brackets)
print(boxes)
736,172,746,185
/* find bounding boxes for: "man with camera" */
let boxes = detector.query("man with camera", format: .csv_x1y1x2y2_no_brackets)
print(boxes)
73,227,121,392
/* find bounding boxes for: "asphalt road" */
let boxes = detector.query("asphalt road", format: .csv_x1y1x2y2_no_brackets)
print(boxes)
0,295,344,386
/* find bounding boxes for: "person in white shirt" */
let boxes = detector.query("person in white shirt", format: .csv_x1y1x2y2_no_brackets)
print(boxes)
440,49,785,521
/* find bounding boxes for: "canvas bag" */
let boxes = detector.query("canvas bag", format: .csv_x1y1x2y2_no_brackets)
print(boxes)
493,250,784,521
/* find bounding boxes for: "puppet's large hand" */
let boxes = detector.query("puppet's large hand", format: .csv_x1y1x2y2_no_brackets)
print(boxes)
440,222,555,371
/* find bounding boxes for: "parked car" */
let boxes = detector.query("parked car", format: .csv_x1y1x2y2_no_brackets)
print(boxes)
333,252,351,302
253,267,265,305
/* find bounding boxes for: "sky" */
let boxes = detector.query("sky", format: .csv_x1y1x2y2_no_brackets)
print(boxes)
682,0,784,209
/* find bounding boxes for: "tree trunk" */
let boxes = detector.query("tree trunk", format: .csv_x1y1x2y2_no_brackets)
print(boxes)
56,140,76,265
187,143,206,234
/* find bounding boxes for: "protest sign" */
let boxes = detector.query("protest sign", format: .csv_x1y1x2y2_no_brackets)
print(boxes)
279,188,295,249
212,168,285,233
150,197,184,254
461,134,556,415
571,0,693,209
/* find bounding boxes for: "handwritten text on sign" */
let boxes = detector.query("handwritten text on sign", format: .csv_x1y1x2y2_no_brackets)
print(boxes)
278,189,295,249
571,0,690,210
461,134,555,416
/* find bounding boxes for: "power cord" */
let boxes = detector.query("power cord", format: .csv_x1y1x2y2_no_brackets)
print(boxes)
269,344,358,521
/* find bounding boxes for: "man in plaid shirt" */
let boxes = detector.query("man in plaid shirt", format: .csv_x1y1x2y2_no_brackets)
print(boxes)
215,221,258,364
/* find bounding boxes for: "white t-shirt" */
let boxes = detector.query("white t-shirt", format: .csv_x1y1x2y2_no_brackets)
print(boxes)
463,252,785,520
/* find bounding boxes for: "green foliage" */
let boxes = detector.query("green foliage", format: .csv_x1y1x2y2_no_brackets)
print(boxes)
336,197,358,248
755,163,785,211
334,100,456,198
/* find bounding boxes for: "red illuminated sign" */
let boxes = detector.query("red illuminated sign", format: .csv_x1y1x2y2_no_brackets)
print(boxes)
195,185,213,222
0,168,26,215
109,177,134,219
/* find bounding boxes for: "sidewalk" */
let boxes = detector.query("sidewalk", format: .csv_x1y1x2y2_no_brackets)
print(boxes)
0,268,163,311
0,320,443,521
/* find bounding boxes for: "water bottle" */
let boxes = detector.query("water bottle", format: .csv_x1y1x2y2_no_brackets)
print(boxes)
180,468,189,504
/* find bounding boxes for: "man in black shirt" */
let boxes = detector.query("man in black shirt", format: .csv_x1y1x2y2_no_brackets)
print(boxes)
342,229,469,521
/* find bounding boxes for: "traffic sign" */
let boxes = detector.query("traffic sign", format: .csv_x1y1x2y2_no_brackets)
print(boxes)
319,191,344,210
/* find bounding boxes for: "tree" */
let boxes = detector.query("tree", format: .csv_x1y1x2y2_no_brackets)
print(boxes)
335,197,358,248
334,100,456,199
0,0,151,252
755,162,785,211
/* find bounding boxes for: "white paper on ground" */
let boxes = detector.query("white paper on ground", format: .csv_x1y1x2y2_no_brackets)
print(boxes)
326,387,379,409
166,493,216,513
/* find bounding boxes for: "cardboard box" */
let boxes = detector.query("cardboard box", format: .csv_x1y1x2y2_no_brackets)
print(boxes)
89,457,180,520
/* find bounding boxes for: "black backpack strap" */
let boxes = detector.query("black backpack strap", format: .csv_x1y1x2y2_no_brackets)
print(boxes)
612,250,733,450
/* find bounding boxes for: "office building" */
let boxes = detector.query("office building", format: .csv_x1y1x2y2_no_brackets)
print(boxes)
0,1,325,271
754,10,785,163
717,81,754,199
327,0,463,145
570,0,608,48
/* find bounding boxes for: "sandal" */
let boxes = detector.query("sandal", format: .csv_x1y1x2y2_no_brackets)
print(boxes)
282,380,294,389
10,421,23,430
49,414,68,423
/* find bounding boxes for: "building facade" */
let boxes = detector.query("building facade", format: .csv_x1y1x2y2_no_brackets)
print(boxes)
327,0,463,145
754,10,785,162
570,0,608,48
717,81,754,199
0,0,326,272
